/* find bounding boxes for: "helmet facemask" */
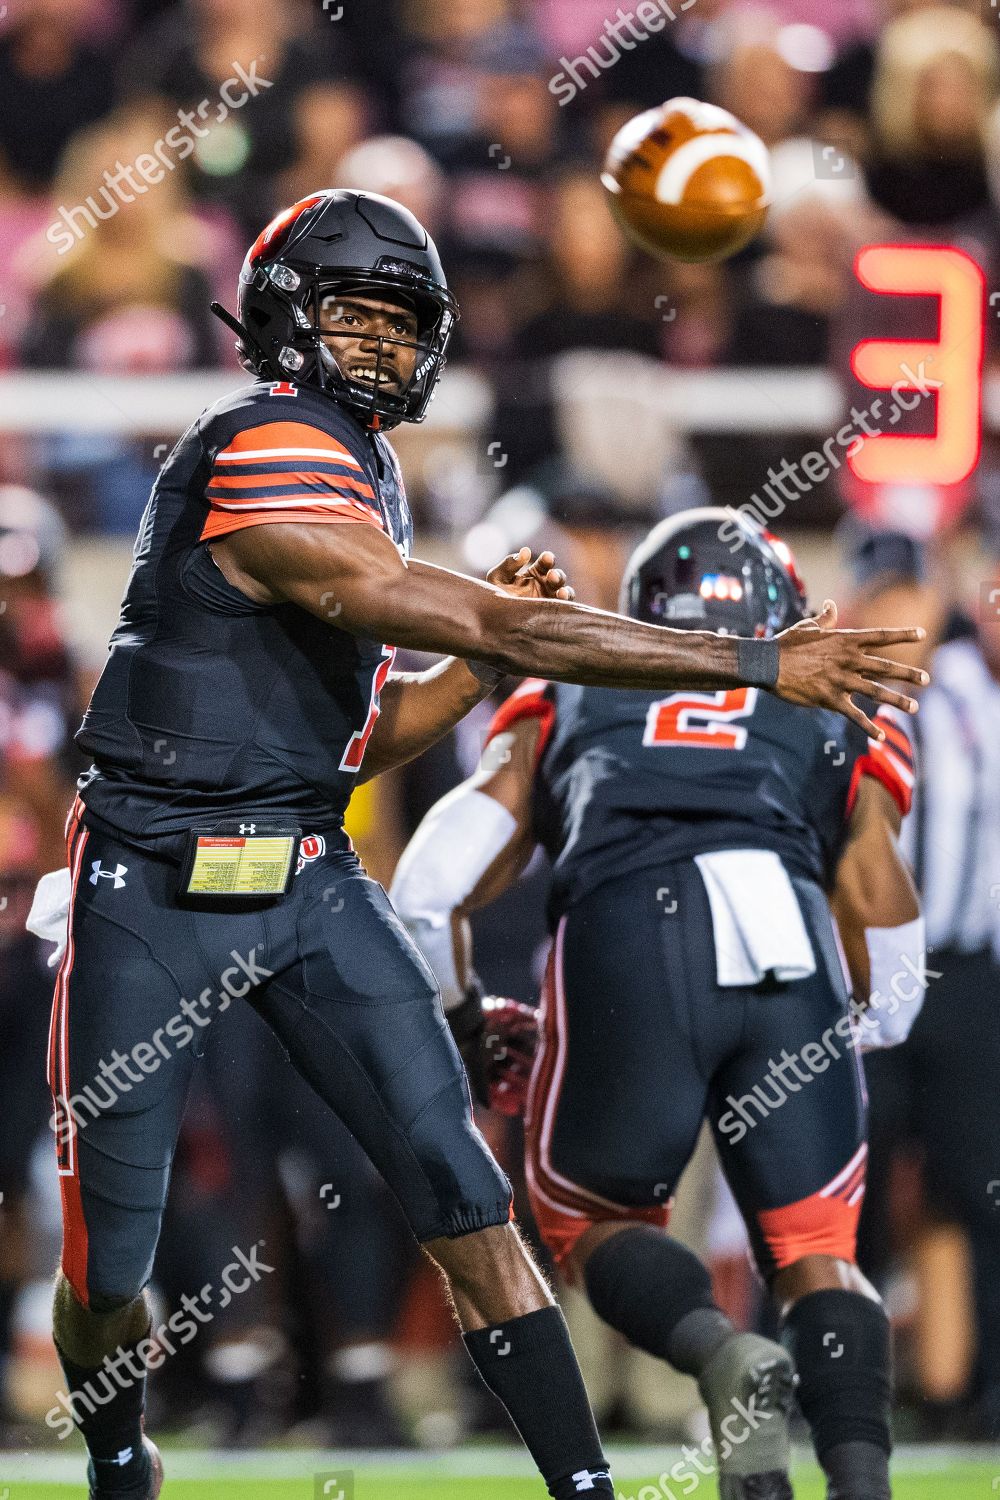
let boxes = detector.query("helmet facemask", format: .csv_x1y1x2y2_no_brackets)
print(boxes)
311,279,452,426
249,261,456,427
230,192,459,427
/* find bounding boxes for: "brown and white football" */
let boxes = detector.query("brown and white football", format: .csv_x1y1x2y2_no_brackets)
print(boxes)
601,98,771,264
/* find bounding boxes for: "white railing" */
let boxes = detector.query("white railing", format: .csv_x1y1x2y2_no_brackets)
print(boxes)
0,368,493,434
9,365,997,435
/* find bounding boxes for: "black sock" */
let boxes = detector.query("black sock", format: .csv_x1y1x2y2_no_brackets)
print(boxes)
463,1306,613,1498
584,1225,734,1376
782,1289,892,1500
0,1279,15,1410
56,1337,150,1494
823,1441,892,1500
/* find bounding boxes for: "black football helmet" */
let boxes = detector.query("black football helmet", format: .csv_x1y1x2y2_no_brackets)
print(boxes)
620,507,809,638
220,190,458,428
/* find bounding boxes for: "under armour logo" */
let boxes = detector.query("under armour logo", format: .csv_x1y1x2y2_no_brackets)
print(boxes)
572,1470,611,1492
240,823,256,835
90,861,127,889
95,1446,133,1468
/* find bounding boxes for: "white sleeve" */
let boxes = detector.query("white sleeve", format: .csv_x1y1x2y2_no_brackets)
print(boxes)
859,916,928,1051
389,784,518,1012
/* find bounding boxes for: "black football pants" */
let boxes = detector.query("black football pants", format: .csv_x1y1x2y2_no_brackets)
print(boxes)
50,805,511,1310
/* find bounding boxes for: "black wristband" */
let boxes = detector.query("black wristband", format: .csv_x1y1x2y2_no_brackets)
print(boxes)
465,658,507,688
736,636,780,688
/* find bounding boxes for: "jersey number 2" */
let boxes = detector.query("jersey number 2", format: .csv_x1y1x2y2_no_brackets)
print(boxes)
643,687,758,751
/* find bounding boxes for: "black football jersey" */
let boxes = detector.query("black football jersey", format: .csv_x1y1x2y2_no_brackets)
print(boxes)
77,379,412,839
487,679,914,918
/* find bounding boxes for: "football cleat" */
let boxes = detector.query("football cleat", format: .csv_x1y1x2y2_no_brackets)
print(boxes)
89,1436,163,1500
697,1333,797,1500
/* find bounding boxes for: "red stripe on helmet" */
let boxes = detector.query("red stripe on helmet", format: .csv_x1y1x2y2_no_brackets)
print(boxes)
761,529,808,603
247,193,326,268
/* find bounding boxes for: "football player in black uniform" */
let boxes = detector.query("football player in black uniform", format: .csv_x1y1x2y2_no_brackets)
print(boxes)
392,511,924,1500
46,191,926,1500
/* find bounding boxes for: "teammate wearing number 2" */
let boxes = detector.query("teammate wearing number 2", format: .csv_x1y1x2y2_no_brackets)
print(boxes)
392,510,925,1500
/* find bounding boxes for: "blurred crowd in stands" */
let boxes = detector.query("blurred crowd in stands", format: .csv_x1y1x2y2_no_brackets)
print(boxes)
1,0,1000,523
1,0,1000,1455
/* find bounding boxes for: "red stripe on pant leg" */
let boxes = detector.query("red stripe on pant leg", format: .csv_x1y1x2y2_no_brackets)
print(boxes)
525,933,588,1264
60,1173,91,1307
528,919,602,1220
63,795,83,845
757,1176,866,1272
525,921,670,1267
51,828,90,1305
50,826,87,1120
48,802,86,1091
48,809,77,1090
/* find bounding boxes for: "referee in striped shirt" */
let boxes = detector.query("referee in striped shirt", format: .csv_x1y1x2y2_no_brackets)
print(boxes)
850,530,1000,1440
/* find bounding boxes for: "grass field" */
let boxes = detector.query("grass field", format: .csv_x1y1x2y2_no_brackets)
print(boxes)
3,1449,996,1499
6,1476,997,1500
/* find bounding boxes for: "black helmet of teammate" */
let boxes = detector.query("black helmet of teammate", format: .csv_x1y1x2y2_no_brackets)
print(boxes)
232,190,458,428
620,507,809,638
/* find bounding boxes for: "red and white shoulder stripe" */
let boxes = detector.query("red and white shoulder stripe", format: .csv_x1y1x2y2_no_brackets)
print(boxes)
201,420,383,542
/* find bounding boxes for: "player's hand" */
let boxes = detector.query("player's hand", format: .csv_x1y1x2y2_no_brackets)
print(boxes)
775,600,929,740
481,995,540,1117
488,546,575,602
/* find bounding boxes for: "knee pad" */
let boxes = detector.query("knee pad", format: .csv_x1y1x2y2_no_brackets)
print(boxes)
782,1288,892,1459
584,1226,725,1369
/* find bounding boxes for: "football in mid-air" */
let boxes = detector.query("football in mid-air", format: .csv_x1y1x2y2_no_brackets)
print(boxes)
601,98,771,264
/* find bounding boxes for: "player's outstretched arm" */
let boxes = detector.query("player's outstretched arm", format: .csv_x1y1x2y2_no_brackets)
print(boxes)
360,548,573,782
212,522,927,740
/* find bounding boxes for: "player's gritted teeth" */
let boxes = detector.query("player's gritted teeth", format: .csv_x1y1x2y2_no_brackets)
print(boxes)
314,294,420,394
348,365,399,388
